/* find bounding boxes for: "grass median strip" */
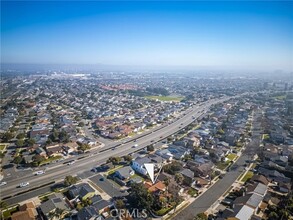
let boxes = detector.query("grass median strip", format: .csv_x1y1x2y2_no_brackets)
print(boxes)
241,171,253,182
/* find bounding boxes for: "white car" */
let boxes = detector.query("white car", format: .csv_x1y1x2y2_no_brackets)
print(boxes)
67,161,75,165
0,182,7,186
35,170,45,175
19,182,29,188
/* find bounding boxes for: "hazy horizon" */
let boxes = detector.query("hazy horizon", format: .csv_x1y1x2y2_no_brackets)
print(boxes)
1,1,293,72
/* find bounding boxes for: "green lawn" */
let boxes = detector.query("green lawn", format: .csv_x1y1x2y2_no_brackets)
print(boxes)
226,153,237,161
0,144,7,151
145,96,184,102
241,171,254,182
216,161,230,170
1,206,19,219
274,95,286,100
187,188,198,197
107,165,123,175
39,155,63,165
262,134,270,140
155,207,173,216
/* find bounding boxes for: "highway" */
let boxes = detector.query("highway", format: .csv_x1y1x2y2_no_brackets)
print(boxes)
0,96,232,203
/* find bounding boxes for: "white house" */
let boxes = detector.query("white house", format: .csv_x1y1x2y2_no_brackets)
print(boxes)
131,157,152,176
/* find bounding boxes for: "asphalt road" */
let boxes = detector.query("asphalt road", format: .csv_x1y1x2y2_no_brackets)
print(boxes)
0,96,232,204
173,109,262,220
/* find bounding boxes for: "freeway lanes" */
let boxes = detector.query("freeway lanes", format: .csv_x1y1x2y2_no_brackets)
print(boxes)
0,96,230,203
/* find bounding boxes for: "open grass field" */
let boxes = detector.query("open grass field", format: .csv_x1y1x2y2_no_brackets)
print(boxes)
144,96,184,102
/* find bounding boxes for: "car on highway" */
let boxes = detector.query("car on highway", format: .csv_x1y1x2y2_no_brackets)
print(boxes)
35,170,45,175
0,182,7,186
132,144,138,148
19,182,29,188
67,161,75,165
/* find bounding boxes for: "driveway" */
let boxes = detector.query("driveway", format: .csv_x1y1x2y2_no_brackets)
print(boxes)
89,174,128,198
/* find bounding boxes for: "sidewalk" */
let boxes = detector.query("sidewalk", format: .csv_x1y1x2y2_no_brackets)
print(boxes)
163,145,247,220
205,154,258,215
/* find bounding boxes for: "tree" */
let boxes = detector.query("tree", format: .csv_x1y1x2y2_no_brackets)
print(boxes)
13,156,23,164
33,155,45,165
0,200,7,209
27,138,36,147
49,130,59,142
59,130,69,143
77,143,91,153
174,173,184,184
16,133,26,139
16,139,25,147
268,212,279,220
107,157,121,166
115,199,125,209
147,145,155,152
46,138,52,145
171,192,182,213
183,154,192,161
78,122,85,127
194,213,208,220
3,132,14,142
64,175,78,186
123,155,133,162
163,161,183,175
128,183,154,211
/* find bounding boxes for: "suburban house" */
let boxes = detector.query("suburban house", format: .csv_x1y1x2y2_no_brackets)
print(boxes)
35,147,47,157
193,162,214,178
115,166,135,180
144,180,166,193
39,193,70,219
90,195,111,214
131,157,152,176
11,202,37,220
155,149,173,161
180,168,195,186
77,206,102,220
45,144,63,156
68,183,95,201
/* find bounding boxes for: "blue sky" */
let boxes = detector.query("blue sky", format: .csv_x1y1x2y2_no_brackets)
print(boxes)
1,1,293,71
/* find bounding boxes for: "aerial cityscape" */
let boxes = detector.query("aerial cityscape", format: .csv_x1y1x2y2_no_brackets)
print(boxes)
1,1,293,220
